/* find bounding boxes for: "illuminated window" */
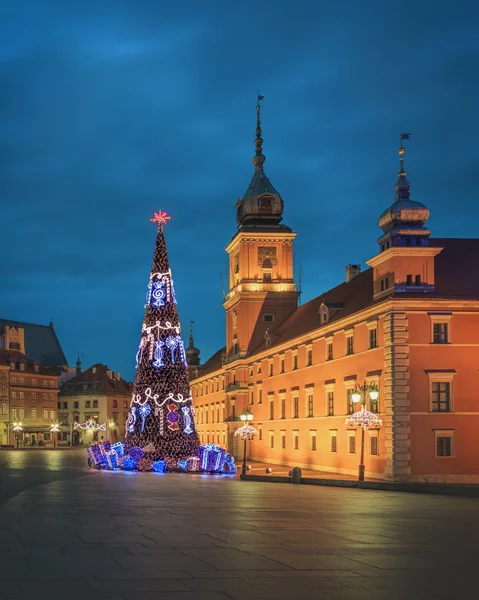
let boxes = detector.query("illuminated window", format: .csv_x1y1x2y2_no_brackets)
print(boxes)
346,388,354,414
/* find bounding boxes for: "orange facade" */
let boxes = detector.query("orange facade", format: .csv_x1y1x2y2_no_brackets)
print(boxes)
190,113,479,482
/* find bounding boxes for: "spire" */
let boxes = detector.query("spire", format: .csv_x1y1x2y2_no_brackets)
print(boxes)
76,354,82,376
188,320,195,348
252,93,265,170
394,133,412,201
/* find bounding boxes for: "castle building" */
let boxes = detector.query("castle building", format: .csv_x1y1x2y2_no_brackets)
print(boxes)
58,363,131,445
189,101,479,483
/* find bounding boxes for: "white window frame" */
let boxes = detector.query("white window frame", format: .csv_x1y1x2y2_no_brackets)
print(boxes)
434,429,454,458
428,372,456,413
429,313,453,344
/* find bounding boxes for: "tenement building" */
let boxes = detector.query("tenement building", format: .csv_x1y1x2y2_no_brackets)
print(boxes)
59,363,131,445
189,100,479,483
0,323,64,446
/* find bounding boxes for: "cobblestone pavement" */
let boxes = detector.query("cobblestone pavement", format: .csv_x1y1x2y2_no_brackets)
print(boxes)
0,449,477,599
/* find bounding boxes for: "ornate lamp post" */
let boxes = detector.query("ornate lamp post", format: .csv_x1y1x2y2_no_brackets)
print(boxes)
346,382,382,482
235,408,256,476
12,421,23,448
50,422,60,448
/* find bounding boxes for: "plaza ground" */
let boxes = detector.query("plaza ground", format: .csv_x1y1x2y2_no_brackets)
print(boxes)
0,449,478,600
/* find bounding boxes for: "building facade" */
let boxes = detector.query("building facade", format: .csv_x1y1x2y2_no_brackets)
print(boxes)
0,326,61,446
58,363,131,445
190,102,479,483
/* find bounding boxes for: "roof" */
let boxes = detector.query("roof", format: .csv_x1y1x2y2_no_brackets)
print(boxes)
194,346,225,378
59,363,132,396
0,319,67,367
0,349,62,376
428,238,479,297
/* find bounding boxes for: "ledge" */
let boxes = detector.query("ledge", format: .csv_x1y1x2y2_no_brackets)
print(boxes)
239,474,479,497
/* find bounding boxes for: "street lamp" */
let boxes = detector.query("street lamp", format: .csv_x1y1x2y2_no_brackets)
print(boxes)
235,408,255,476
346,381,382,482
12,421,23,448
50,422,60,448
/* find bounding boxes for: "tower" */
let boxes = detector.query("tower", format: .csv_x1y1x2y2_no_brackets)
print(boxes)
366,134,442,298
224,97,300,360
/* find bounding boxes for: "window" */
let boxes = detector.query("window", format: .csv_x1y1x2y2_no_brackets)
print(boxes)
269,431,274,448
433,323,448,344
123,400,128,408
31,379,36,385
269,362,273,377
346,388,354,414
1,386,5,396
93,432,99,441
269,399,274,420
19,378,24,385
327,391,334,416
370,392,379,414
31,392,36,400
369,328,378,349
307,348,312,366
19,409,24,419
250,391,254,405
93,400,98,408
222,403,225,421
205,408,208,423
327,342,333,361
19,392,24,399
1,371,5,379
62,402,67,409
49,381,54,388
307,393,314,417
432,382,451,412
435,431,454,457
113,400,118,408
222,431,226,446
263,273,272,283
85,401,91,408
346,335,354,355
113,413,119,424
50,411,55,419
43,410,48,419
49,394,54,402
74,401,79,409
257,364,262,375
264,314,274,322
406,274,413,286
293,430,299,450
369,431,379,456
415,274,421,286
293,396,299,418
249,367,253,376
216,404,220,422
280,358,284,373
31,409,37,419
11,408,17,419
12,377,16,385
42,381,47,387
310,431,317,451
281,431,286,449
292,353,298,370
231,404,236,420
42,393,47,401
348,431,356,454
258,389,262,404
281,398,286,419
11,391,16,399
1,402,7,415
330,432,337,453
211,406,215,423
258,425,263,441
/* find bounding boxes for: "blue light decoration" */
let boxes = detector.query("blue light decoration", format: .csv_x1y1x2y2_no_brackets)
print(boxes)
138,403,152,432
129,446,144,461
198,444,228,473
111,442,125,457
152,460,167,473
104,451,119,469
127,406,137,433
146,280,167,308
181,406,193,434
224,453,237,474
177,459,189,472
122,456,137,470
153,340,165,369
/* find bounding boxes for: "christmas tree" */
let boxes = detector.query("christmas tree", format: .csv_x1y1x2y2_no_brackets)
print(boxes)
125,210,200,461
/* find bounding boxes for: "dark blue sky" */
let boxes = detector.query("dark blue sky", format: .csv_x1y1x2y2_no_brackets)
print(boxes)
1,1,478,381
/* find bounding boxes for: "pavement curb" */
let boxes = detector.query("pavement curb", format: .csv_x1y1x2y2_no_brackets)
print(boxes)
239,474,479,497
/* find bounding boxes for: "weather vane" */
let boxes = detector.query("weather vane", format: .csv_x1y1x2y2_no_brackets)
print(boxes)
400,132,411,148
150,210,171,226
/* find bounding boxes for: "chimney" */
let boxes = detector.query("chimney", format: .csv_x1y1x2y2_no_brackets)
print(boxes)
106,370,113,379
92,366,97,374
346,264,361,283
113,371,120,380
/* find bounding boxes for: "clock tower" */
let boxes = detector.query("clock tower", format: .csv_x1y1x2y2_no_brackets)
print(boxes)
224,97,300,361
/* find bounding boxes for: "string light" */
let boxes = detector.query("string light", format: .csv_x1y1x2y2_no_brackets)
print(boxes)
234,425,258,440
75,419,106,431
345,411,383,429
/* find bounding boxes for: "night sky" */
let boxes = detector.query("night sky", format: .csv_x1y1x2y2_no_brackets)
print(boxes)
2,1,478,381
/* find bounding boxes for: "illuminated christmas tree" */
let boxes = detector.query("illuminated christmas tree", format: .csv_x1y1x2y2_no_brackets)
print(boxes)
125,211,200,461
